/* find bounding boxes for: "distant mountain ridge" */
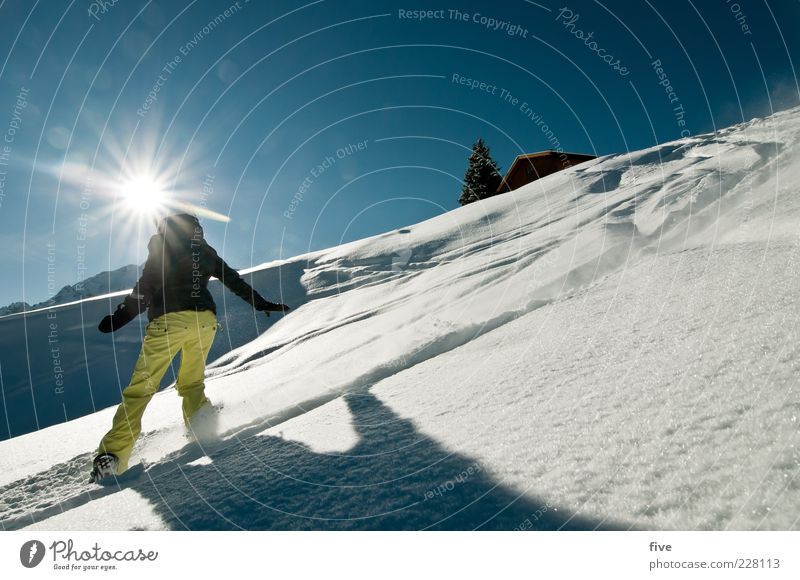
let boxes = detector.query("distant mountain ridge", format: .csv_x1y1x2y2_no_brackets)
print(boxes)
0,264,142,316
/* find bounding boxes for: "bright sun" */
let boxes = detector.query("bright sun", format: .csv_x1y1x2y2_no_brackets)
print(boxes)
120,177,166,217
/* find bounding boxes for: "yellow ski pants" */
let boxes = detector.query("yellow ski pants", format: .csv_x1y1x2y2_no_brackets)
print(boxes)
98,309,217,473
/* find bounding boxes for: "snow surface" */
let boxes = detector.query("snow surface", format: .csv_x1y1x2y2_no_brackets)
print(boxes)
1,106,800,530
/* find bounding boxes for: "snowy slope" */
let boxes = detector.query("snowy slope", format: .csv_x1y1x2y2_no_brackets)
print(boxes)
1,106,799,530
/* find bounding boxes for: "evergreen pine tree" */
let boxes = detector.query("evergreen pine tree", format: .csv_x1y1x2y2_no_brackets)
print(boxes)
459,138,503,206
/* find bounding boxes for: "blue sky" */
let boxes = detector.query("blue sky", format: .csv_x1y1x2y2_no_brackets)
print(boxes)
0,0,797,306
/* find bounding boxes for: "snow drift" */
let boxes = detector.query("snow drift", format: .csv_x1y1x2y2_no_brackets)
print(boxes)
1,105,799,530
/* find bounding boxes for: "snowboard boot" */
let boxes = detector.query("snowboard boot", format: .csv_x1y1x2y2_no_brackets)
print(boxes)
185,401,222,444
89,453,119,483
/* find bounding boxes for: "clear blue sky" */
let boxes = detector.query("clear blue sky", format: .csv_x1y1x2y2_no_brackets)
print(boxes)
0,0,797,306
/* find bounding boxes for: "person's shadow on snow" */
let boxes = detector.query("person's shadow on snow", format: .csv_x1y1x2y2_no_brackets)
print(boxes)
137,390,628,530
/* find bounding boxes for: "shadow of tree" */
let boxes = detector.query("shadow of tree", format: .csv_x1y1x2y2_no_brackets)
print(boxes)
136,390,629,530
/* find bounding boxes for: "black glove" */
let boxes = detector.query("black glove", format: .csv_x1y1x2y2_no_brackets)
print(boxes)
254,298,291,317
98,294,146,333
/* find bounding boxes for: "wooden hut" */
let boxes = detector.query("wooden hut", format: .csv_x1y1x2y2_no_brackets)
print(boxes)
496,151,596,193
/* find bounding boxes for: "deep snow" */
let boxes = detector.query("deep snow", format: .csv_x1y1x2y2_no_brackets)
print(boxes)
1,105,799,530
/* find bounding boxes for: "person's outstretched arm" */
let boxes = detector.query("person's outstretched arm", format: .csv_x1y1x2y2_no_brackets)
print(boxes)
207,243,290,314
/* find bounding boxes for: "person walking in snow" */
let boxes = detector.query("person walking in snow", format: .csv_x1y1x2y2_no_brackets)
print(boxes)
91,213,290,481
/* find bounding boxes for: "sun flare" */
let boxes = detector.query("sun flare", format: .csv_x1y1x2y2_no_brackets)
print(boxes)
120,177,166,217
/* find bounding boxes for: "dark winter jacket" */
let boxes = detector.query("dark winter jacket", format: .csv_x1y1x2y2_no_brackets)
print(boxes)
132,215,270,321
